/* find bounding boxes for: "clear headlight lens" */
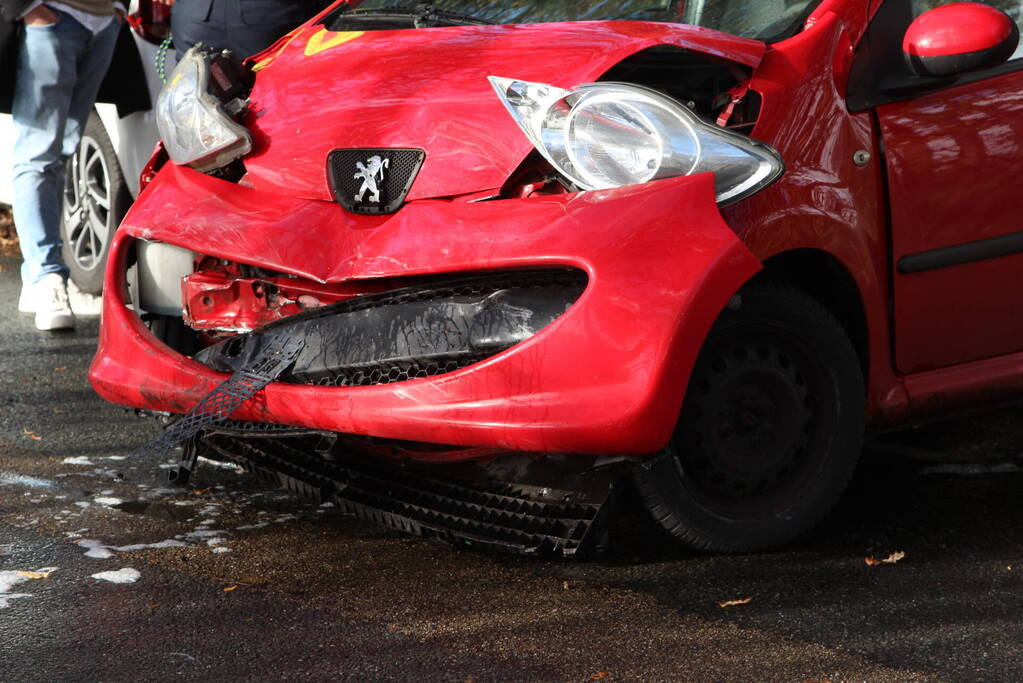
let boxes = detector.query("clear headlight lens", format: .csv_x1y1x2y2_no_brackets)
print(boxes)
156,48,252,172
489,76,783,204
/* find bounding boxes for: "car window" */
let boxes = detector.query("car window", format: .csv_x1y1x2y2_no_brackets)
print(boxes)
911,0,1023,60
346,1,823,41
689,0,820,41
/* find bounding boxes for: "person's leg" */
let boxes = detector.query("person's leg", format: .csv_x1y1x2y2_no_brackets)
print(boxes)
11,10,89,288
57,18,121,318
62,17,120,158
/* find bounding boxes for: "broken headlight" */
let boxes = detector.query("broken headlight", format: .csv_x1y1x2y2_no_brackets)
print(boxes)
488,77,783,204
156,46,254,172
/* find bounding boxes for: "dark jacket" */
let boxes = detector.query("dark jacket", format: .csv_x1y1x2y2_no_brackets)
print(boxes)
0,0,32,22
0,0,30,112
0,0,150,116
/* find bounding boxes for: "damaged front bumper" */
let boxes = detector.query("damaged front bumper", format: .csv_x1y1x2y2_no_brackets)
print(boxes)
89,164,760,457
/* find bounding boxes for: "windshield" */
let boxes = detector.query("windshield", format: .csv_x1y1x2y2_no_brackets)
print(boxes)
344,0,822,41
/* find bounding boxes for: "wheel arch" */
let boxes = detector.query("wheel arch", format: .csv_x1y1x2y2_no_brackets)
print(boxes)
749,248,869,378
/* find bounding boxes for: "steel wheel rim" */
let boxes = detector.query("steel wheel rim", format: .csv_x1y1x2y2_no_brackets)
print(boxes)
63,136,111,273
675,325,836,518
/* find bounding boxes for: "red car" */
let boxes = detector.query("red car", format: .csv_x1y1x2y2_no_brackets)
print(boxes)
90,0,1023,555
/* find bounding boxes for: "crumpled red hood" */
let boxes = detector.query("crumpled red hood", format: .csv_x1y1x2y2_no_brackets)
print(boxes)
242,20,764,202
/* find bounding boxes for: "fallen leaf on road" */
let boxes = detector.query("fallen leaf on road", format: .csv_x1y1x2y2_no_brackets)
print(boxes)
192,488,215,495
53,366,67,372
16,568,56,579
219,575,265,591
588,673,610,680
238,575,266,585
21,429,42,441
865,551,905,566
719,597,752,608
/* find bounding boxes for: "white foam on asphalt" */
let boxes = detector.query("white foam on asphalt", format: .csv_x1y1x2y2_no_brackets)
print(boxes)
78,537,188,559
0,593,32,608
77,540,114,559
0,473,55,489
91,568,140,584
114,539,187,552
0,567,58,608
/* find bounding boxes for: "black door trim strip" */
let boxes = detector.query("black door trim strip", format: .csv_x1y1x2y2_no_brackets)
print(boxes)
898,231,1023,274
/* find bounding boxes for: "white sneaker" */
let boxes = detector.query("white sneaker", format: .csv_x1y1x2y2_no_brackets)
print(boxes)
22,273,76,331
17,282,33,313
67,278,103,316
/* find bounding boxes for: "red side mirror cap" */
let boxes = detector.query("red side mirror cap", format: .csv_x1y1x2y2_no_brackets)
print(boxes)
904,2,1019,77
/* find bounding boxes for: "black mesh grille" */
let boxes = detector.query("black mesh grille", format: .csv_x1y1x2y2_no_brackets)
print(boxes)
327,148,425,214
282,270,586,387
301,352,492,388
193,269,588,390
197,433,617,557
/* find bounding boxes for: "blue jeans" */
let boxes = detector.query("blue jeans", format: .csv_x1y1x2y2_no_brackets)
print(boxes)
12,10,119,286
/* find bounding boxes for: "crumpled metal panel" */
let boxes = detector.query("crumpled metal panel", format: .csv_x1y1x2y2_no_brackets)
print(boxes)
243,20,765,203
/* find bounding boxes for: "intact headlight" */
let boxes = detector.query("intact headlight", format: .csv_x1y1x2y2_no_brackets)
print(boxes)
489,76,783,204
156,47,252,172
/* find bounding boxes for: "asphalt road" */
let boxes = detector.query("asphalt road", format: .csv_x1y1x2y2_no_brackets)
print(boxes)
2,250,1023,681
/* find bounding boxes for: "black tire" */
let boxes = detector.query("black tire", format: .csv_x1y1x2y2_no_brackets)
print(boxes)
632,282,865,553
60,110,131,294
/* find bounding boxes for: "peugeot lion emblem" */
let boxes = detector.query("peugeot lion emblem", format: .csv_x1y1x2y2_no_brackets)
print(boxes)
353,155,390,204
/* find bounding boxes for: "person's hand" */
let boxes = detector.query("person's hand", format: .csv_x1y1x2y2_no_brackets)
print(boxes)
153,0,175,5
23,4,58,26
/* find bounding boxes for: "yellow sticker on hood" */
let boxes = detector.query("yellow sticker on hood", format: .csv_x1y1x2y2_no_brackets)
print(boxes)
304,29,366,57
251,26,303,72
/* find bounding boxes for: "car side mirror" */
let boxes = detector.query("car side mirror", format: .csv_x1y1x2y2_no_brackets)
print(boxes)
903,2,1019,77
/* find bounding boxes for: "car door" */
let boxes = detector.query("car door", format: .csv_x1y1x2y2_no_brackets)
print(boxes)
850,0,1023,374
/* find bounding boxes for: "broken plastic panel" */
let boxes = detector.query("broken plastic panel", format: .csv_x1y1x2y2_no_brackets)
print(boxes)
194,269,587,387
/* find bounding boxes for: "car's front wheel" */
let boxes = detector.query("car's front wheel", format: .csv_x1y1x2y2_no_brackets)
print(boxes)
632,282,865,553
61,110,130,294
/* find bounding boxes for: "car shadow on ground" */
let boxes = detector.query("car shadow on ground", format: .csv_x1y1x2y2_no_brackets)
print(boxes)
493,406,1023,679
